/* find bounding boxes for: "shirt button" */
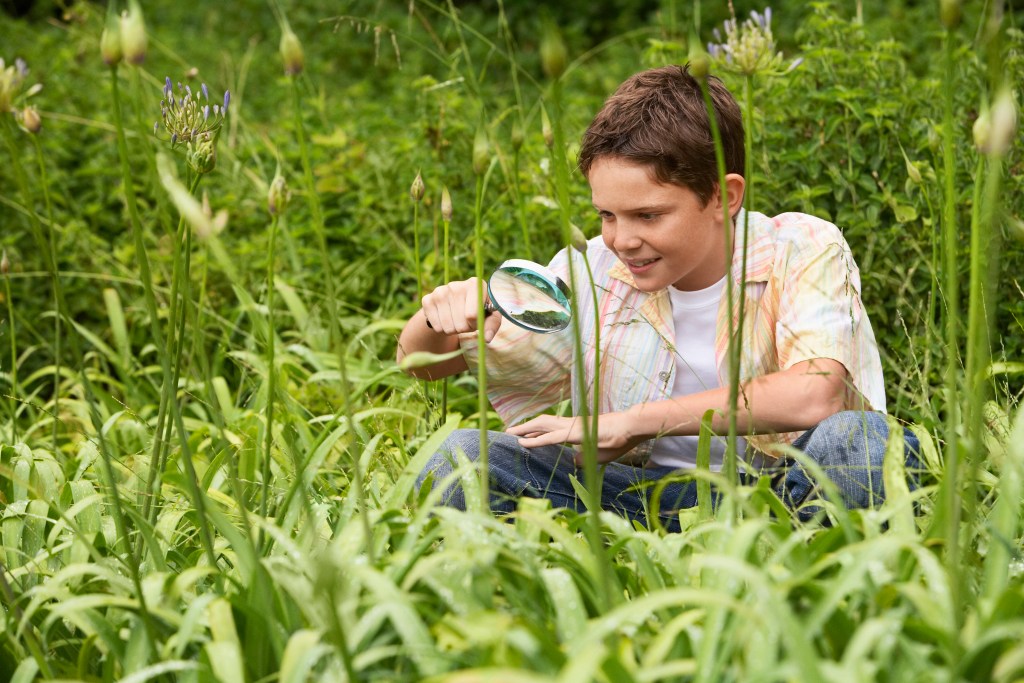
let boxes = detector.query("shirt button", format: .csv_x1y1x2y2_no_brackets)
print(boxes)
659,371,671,382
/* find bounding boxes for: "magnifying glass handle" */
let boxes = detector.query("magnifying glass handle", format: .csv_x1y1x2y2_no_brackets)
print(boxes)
425,301,494,329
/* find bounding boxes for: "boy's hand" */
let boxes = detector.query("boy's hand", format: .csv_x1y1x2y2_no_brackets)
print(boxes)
421,277,503,343
507,413,640,464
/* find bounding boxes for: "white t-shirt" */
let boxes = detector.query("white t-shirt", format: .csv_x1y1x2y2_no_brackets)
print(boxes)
648,276,746,470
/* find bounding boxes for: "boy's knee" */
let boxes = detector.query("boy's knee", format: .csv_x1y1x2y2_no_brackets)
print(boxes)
441,429,486,459
802,411,889,466
415,429,481,494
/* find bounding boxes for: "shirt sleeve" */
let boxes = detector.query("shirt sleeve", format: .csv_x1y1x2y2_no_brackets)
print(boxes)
460,249,576,426
773,228,885,411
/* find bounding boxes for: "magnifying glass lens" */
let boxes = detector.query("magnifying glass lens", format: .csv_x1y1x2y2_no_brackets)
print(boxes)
487,259,572,333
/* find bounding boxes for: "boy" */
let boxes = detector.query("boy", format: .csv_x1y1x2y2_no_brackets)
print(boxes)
397,65,919,529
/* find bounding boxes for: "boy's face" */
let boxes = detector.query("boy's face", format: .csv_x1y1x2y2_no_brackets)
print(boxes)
590,157,730,292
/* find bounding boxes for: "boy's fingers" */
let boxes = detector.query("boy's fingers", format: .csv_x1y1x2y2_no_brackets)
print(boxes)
507,416,549,435
516,434,564,448
423,280,479,335
483,311,502,343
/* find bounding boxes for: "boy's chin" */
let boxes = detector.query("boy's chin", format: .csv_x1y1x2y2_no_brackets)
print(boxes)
630,278,668,293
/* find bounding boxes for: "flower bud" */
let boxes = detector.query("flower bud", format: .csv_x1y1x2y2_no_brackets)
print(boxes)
511,121,524,152
280,26,305,76
1008,214,1024,243
188,133,217,175
569,223,588,253
901,147,923,185
539,26,567,81
441,186,453,222
472,126,489,176
100,12,123,66
21,106,41,134
541,106,553,149
985,88,1018,157
120,1,147,65
940,0,962,30
973,110,993,153
688,45,711,79
972,92,1018,158
410,171,425,202
1,249,9,276
268,173,290,216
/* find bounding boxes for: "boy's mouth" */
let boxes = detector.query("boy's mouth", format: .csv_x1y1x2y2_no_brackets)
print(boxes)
625,257,660,272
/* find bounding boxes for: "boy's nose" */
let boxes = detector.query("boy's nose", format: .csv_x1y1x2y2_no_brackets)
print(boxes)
611,224,643,253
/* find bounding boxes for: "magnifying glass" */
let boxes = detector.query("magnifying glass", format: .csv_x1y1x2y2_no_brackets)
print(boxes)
424,259,573,334
486,259,572,333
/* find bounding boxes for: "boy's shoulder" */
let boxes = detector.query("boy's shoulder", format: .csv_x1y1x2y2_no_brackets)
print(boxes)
753,210,854,266
738,211,859,286
759,211,847,247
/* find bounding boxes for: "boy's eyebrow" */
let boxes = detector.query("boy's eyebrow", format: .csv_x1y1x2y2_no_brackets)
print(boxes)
592,203,674,213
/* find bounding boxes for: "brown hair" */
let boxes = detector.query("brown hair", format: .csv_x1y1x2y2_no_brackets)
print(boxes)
577,64,745,206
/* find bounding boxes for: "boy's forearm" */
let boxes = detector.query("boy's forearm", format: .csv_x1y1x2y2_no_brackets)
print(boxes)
396,310,469,379
624,358,850,441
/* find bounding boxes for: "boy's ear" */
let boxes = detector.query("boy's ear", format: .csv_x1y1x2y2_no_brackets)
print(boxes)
715,174,746,218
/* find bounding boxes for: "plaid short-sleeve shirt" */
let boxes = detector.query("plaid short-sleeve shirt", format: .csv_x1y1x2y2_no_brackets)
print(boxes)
461,209,886,460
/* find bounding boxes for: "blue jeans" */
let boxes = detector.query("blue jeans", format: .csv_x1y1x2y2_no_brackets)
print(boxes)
416,411,922,531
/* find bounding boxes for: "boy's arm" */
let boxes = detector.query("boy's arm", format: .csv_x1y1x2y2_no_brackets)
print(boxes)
396,277,502,380
507,357,849,463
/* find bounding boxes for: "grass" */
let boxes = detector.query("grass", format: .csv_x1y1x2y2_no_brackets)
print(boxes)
0,0,1022,681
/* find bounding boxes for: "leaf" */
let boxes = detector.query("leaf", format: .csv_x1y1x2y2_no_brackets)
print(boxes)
398,349,465,371
881,417,913,535
986,362,1024,378
279,630,331,683
385,414,462,509
892,203,918,223
117,661,199,683
205,599,245,682
541,567,588,643
274,279,309,329
103,287,130,367
10,659,39,683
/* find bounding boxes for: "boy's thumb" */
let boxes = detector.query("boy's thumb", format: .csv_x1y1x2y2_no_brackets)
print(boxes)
483,310,502,343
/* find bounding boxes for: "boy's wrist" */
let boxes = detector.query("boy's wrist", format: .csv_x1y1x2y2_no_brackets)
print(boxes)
621,403,657,442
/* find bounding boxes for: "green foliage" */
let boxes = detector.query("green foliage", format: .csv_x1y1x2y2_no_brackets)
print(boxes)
0,0,1021,681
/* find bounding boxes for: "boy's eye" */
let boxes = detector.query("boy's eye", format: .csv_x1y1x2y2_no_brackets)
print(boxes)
639,213,658,221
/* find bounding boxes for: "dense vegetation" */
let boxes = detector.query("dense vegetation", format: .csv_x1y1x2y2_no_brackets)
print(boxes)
0,0,1021,680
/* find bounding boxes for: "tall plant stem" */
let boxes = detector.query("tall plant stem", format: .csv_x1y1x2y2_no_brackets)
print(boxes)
2,261,18,443
140,174,201,541
512,146,531,260
473,171,489,514
498,0,530,258
110,68,220,575
965,2,1009,583
728,74,758,490
698,77,736,524
441,206,451,417
937,25,963,626
922,187,939,410
290,77,373,569
29,136,61,454
260,212,281,532
964,151,1001,525
549,78,613,610
413,199,423,299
